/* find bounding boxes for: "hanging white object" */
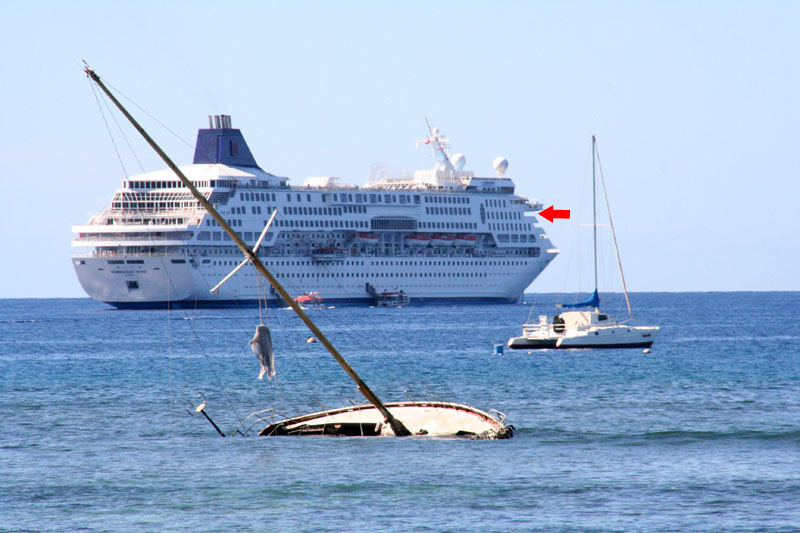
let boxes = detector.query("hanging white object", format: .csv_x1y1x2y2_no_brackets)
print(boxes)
250,324,276,380
210,210,278,293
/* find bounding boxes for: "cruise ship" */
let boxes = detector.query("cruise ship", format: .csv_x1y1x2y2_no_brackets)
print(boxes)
72,116,558,308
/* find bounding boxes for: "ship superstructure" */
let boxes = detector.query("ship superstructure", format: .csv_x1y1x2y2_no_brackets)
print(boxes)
72,116,558,308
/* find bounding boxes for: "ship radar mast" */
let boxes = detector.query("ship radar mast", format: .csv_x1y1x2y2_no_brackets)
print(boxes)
416,117,455,171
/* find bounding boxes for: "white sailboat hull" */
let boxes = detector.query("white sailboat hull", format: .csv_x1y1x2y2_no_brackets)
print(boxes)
259,401,512,439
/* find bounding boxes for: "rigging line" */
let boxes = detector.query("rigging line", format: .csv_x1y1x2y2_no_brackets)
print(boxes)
594,140,633,319
98,90,149,176
524,292,538,323
168,269,173,434
243,276,331,413
174,306,248,429
269,307,330,415
156,259,247,428
315,271,439,398
98,82,199,414
255,274,288,413
88,79,128,179
103,79,196,152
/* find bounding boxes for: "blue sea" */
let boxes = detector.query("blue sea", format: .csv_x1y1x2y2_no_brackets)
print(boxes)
2,293,799,531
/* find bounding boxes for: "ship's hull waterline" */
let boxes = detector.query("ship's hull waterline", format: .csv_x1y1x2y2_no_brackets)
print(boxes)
73,251,552,308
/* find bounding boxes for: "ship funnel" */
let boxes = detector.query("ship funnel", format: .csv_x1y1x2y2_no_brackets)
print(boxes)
194,115,260,168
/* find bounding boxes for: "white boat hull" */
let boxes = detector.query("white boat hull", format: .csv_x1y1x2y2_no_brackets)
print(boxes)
556,326,658,348
509,325,658,349
259,401,512,439
73,251,553,307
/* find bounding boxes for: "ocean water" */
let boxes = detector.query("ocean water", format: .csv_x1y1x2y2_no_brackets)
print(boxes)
1,293,799,532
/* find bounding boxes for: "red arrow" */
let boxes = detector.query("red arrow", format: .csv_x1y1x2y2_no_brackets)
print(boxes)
537,205,571,223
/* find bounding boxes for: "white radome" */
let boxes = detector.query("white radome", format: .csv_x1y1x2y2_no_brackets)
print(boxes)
451,153,466,170
493,157,509,176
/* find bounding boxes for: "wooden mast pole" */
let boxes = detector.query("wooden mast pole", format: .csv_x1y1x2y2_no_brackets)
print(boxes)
85,66,412,437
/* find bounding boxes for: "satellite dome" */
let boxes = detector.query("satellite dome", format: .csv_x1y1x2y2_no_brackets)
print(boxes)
451,153,466,170
493,157,509,177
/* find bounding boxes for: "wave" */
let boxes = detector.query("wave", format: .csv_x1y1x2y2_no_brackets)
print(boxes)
515,427,800,444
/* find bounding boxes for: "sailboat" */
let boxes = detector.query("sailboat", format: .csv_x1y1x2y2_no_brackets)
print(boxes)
85,65,512,439
507,136,659,350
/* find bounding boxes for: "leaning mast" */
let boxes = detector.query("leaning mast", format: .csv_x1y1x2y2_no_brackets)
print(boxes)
84,65,412,437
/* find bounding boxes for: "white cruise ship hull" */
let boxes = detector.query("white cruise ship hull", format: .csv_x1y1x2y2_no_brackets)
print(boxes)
73,252,551,308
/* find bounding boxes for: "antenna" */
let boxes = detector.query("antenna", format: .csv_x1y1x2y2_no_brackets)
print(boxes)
416,117,454,171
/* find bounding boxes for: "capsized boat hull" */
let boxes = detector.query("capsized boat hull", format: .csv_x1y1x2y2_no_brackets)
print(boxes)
259,401,513,439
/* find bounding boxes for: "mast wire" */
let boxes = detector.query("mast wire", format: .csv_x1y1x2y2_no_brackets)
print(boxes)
104,78,196,152
594,139,633,319
88,79,128,179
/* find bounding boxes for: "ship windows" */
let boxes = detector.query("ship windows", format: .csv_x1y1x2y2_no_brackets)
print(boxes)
126,281,139,291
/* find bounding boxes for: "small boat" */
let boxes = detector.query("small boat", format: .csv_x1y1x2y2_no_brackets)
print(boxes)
356,233,380,245
507,307,658,349
260,401,508,437
311,247,347,262
454,234,478,247
404,234,431,247
294,292,324,308
430,234,454,247
86,65,512,439
375,290,410,307
508,136,659,350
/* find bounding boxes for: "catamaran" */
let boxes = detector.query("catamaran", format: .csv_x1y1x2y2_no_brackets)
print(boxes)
85,65,512,439
508,136,659,350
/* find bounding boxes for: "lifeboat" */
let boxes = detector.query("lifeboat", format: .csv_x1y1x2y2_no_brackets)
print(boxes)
294,292,324,308
430,234,455,247
311,247,347,262
357,233,380,245
404,234,431,247
454,234,478,247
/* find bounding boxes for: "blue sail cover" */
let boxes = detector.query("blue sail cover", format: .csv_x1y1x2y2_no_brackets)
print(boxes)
558,289,600,309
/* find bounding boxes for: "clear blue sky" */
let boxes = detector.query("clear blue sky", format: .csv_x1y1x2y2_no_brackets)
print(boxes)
1,1,798,297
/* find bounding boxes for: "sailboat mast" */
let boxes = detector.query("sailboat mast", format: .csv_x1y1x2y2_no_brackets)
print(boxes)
592,135,598,303
594,139,633,319
85,66,412,437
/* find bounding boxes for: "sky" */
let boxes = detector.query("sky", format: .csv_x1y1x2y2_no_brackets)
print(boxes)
1,1,798,298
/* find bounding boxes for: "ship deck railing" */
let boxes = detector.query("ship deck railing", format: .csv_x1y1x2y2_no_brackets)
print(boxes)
76,244,535,260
